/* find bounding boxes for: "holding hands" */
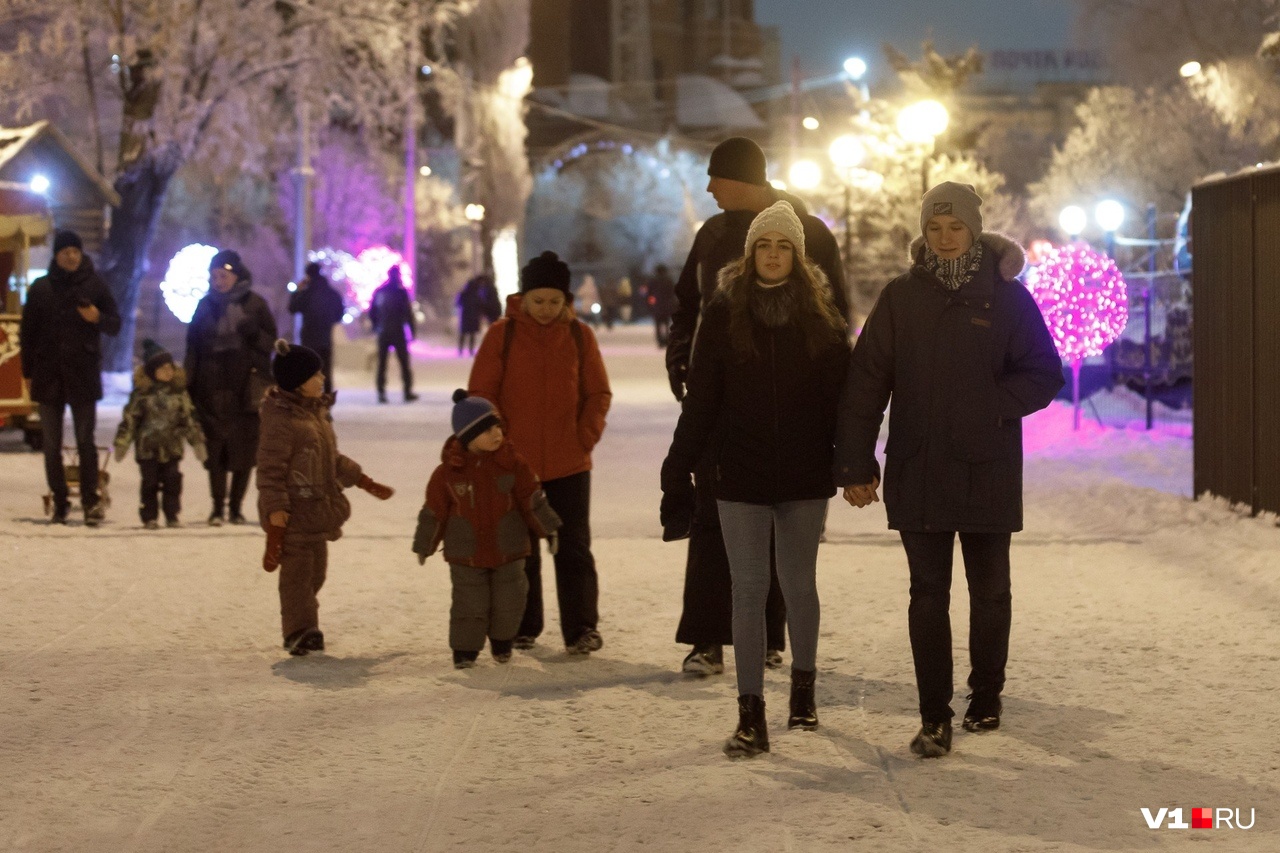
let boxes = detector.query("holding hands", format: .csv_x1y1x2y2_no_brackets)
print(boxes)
842,478,880,509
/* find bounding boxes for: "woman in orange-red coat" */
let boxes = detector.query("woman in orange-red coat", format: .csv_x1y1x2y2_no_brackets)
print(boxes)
468,252,612,655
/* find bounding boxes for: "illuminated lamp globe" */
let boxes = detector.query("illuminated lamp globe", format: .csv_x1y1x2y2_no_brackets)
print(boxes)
788,160,822,191
1058,205,1088,238
828,135,866,171
1095,199,1126,233
844,57,868,80
897,100,949,144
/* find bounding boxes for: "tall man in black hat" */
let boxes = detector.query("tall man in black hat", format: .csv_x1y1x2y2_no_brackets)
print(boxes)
662,137,850,675
20,230,122,525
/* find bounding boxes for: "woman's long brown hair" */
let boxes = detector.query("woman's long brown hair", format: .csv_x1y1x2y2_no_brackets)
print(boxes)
716,251,847,362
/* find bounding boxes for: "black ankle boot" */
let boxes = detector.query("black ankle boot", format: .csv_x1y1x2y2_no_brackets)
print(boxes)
724,694,769,757
788,668,818,730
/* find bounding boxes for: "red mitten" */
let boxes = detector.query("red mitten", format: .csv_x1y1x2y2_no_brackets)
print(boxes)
357,474,394,500
263,525,285,572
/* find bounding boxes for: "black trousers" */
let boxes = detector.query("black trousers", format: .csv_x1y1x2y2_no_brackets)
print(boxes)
517,471,599,645
899,530,1012,724
458,330,478,356
375,336,412,396
209,467,252,517
138,459,182,522
316,347,334,395
675,456,786,650
39,400,99,510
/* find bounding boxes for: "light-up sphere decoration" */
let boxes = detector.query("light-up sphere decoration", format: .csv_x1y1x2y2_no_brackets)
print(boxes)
311,246,409,311
1024,243,1129,364
161,244,217,323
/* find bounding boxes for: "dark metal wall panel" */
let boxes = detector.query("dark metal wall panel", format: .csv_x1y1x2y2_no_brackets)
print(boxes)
1253,173,1280,515
1192,178,1255,507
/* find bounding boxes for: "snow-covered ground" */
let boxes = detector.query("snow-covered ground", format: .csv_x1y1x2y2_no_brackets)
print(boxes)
3,323,1277,852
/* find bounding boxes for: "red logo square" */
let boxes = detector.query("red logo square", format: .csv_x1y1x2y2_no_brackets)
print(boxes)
1192,808,1214,829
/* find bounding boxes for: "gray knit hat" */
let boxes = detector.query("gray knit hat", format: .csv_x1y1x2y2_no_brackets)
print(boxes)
920,181,983,241
744,200,806,260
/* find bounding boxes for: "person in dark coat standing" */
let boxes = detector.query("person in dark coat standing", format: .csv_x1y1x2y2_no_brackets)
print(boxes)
834,182,1064,758
662,201,850,757
368,265,418,403
455,273,497,357
288,261,345,394
19,230,122,525
185,249,278,525
665,136,850,677
647,264,676,348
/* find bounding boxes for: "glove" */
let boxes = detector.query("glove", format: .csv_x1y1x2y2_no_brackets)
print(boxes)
113,445,127,462
262,525,285,572
357,474,394,500
660,473,695,542
547,531,560,556
668,365,687,402
412,505,438,565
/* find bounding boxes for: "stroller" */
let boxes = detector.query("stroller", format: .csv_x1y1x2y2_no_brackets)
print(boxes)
42,445,112,516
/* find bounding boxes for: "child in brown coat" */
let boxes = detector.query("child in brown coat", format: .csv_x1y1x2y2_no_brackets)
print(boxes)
413,390,562,668
256,340,394,656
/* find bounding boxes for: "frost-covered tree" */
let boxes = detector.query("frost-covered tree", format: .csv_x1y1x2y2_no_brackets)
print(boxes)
0,0,473,370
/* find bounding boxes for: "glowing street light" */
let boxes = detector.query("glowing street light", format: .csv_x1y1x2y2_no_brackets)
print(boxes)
843,57,868,80
1095,199,1126,233
465,203,486,222
802,116,820,130
896,100,949,144
828,135,866,171
1180,61,1202,78
1059,205,1088,238
29,175,50,194
418,165,432,177
788,160,822,191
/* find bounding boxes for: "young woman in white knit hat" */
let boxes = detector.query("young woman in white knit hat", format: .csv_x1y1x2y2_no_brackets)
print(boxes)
661,201,850,757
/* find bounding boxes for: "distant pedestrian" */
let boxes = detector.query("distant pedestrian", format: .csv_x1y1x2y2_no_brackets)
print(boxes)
413,389,563,669
468,252,612,655
456,273,496,357
19,229,122,526
113,339,207,529
834,182,1064,757
185,249,277,526
647,264,675,348
368,266,418,403
288,261,345,394
257,340,395,656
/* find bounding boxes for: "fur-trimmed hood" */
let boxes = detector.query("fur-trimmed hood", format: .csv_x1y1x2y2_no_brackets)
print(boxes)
909,232,1027,282
131,363,189,392
713,251,832,300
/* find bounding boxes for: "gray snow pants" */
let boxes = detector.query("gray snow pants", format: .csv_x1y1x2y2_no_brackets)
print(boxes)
449,560,530,652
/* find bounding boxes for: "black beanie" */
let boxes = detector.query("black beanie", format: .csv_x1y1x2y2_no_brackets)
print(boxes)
52,230,83,254
209,249,251,282
520,251,572,296
141,338,174,380
451,388,501,449
304,261,322,278
707,137,769,186
271,339,322,392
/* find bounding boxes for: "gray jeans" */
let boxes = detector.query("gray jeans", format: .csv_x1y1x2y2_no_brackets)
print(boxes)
717,499,827,696
449,561,530,652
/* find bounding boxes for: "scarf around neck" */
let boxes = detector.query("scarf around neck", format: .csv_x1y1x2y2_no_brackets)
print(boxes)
923,241,984,291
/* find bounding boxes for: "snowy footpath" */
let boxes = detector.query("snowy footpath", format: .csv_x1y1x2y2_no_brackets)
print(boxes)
3,325,1278,852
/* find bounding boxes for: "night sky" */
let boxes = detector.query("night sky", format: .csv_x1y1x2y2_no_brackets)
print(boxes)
754,0,1082,84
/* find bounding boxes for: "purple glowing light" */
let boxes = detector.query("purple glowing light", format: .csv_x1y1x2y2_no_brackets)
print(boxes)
311,246,409,311
1024,243,1129,364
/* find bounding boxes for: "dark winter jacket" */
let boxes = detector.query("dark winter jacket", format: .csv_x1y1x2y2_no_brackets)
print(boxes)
456,275,500,335
832,233,1064,533
19,257,122,404
184,282,278,470
414,435,562,569
113,365,206,463
255,386,363,540
368,280,416,342
663,265,851,505
287,275,345,351
667,190,848,391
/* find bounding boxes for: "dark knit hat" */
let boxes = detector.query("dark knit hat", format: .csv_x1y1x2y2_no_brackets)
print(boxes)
209,249,251,282
304,261,322,278
271,339,322,392
141,338,174,380
707,137,769,186
451,389,501,448
52,230,83,254
520,251,571,296
920,181,984,241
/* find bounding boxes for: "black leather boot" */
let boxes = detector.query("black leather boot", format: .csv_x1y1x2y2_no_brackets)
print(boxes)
788,668,818,730
724,694,770,757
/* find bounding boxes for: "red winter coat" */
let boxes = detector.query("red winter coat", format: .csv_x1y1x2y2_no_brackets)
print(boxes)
468,295,611,482
417,436,561,568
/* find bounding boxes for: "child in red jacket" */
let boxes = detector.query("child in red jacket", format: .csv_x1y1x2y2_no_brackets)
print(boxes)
414,390,562,668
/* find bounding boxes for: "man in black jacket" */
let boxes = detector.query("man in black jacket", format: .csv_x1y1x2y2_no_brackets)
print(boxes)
20,230,122,525
368,266,418,403
288,262,345,394
664,137,850,675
